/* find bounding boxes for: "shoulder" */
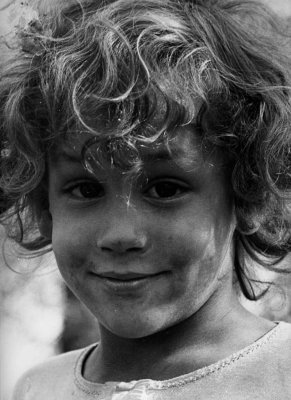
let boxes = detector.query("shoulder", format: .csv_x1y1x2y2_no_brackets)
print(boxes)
271,321,291,349
249,321,291,393
250,321,291,366
11,345,95,400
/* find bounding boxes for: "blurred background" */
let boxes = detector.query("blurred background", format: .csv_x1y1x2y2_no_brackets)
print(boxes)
1,0,291,399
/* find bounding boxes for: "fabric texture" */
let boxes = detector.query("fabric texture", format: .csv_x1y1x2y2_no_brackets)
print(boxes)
12,322,291,400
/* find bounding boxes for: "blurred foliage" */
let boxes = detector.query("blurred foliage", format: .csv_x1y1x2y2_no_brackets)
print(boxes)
0,228,64,400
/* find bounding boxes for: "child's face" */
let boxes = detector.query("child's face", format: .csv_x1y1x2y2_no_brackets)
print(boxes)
48,126,236,338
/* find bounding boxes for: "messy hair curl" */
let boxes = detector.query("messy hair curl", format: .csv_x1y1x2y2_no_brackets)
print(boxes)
1,0,291,299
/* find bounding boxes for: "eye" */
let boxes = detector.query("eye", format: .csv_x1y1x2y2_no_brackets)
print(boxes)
67,181,104,199
146,180,189,199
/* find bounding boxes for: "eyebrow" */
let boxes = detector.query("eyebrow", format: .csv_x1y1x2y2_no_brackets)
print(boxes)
51,149,82,164
140,148,185,162
53,147,185,164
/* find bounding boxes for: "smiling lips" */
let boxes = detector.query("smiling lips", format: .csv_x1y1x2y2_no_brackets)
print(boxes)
96,271,165,281
94,271,167,291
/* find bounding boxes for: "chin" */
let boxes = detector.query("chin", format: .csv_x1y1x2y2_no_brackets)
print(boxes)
103,316,166,339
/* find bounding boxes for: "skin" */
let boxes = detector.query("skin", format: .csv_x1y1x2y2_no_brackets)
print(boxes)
45,126,274,383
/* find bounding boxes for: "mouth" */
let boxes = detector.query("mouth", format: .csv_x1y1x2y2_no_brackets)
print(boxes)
93,271,168,291
96,272,164,281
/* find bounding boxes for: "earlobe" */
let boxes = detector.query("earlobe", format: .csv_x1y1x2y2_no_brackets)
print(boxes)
38,210,53,240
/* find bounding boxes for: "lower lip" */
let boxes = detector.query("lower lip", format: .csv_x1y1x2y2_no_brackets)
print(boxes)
94,273,166,291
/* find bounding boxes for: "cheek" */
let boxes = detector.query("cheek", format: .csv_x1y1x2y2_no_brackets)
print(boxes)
153,224,211,299
156,215,214,264
160,209,234,283
51,219,91,285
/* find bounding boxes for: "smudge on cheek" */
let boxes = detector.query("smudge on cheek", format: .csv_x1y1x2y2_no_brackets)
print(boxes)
166,236,223,298
53,239,87,291
165,231,208,272
169,250,193,271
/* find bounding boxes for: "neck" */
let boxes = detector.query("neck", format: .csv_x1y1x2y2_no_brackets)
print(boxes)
83,283,272,383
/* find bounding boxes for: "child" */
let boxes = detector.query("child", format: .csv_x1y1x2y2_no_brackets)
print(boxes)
1,0,291,398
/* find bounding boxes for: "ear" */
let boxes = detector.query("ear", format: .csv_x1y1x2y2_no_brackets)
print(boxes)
38,210,53,240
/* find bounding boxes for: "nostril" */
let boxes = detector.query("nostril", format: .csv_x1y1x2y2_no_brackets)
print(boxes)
98,238,147,253
101,244,144,253
101,246,114,252
126,247,142,253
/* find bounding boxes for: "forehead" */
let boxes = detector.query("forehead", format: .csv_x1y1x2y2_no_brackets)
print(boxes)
51,125,210,168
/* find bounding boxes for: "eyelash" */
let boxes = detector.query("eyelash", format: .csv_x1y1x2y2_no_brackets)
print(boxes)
64,179,190,201
64,180,104,200
144,179,190,200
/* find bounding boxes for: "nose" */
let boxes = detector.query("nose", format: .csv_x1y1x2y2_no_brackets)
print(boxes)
96,211,148,254
98,235,147,253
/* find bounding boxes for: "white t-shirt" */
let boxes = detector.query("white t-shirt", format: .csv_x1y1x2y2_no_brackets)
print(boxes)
12,322,291,399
